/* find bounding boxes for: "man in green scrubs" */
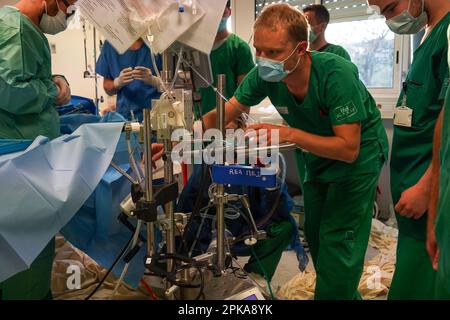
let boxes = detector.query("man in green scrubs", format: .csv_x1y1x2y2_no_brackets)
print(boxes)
203,3,388,299
296,4,352,189
369,0,450,300
427,26,450,300
197,0,254,117
193,1,295,283
0,0,76,300
303,4,351,61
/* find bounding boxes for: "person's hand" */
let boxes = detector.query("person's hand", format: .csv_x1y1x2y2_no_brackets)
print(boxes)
114,67,134,90
245,123,291,145
53,75,71,106
395,183,429,219
151,143,164,167
141,143,164,169
133,67,160,87
426,222,440,270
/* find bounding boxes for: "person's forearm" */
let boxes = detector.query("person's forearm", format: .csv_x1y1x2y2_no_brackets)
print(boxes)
103,78,119,96
203,109,218,130
428,109,443,231
285,127,359,163
202,98,249,130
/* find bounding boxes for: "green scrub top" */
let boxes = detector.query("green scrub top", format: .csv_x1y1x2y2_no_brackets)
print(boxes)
436,86,450,291
319,43,351,61
390,12,450,240
198,34,255,116
0,6,59,140
234,51,388,183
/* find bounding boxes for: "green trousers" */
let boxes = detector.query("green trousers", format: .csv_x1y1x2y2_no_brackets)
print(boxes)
388,232,437,300
244,219,294,280
303,173,379,300
0,238,55,300
435,266,450,299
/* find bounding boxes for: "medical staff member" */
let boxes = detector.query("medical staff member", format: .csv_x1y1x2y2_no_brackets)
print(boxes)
197,0,254,117
185,2,300,283
297,4,352,193
203,3,388,300
303,4,351,61
0,0,76,300
96,38,162,122
427,26,450,300
369,0,450,300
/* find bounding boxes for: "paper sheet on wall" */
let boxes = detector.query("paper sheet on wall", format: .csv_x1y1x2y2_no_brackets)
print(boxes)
177,0,228,54
77,0,146,54
145,2,205,54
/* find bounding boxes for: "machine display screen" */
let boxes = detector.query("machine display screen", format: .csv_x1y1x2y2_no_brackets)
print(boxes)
243,294,258,300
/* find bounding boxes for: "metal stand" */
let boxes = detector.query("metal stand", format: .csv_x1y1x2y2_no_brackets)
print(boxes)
214,74,227,273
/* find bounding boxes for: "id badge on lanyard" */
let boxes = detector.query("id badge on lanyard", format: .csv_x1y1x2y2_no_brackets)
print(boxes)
394,82,413,127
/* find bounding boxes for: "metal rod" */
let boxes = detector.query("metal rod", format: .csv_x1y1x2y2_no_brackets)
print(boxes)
93,27,99,114
160,49,177,275
110,161,136,184
215,74,226,272
143,109,154,257
164,139,176,273
143,109,153,202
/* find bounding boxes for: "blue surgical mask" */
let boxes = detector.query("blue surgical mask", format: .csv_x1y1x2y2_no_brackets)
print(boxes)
256,43,302,82
386,0,428,35
218,18,228,32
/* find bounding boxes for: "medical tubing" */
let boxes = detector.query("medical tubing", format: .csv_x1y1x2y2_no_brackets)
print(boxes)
229,244,272,297
148,36,170,94
126,136,144,191
110,220,143,299
168,46,184,93
179,163,211,256
232,152,286,245
255,152,286,229
84,233,134,300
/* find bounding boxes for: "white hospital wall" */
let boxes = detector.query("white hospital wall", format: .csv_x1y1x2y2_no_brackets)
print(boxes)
46,28,109,112
0,1,109,111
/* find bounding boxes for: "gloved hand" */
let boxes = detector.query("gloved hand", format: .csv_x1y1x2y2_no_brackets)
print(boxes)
133,66,160,87
53,75,71,106
113,67,134,90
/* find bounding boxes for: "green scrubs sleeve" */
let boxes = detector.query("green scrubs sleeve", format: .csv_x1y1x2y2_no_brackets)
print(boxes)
233,67,268,107
438,51,449,102
0,31,58,115
324,64,368,126
235,40,255,76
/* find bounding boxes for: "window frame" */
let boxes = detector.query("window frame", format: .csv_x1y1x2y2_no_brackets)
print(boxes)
237,0,410,118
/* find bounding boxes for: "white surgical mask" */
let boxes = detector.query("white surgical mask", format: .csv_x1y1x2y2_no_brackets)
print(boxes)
386,0,428,35
40,1,68,35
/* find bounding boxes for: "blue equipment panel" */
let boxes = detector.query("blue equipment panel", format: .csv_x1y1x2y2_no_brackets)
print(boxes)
211,165,277,188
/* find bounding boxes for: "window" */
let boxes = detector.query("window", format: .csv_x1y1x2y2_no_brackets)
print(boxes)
252,0,408,117
255,0,316,17
326,18,396,88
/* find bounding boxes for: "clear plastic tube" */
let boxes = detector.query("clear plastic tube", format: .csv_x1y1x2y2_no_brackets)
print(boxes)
110,220,142,299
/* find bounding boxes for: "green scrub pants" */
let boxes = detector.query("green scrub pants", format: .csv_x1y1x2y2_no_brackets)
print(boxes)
244,219,294,281
435,268,450,299
303,173,379,300
0,238,55,300
388,232,437,300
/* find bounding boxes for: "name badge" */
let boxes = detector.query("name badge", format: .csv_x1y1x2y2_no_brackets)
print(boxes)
276,106,289,115
393,106,413,127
